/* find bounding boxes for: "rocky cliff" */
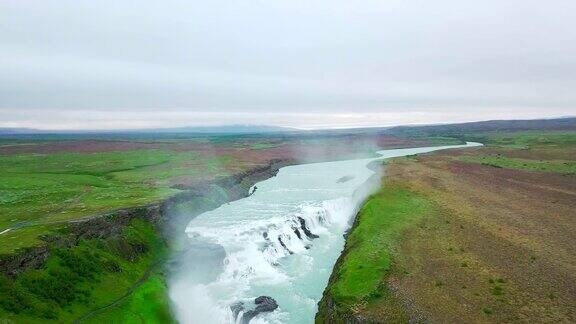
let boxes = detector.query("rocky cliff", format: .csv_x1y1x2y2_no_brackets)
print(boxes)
0,158,293,278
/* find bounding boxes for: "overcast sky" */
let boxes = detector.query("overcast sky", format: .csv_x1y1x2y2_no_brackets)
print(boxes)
1,0,575,129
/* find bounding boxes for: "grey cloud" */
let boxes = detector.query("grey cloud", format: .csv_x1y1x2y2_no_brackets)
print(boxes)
1,0,575,129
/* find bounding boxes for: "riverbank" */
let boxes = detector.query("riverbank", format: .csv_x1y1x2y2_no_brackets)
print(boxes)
316,180,438,323
317,131,576,322
0,158,292,323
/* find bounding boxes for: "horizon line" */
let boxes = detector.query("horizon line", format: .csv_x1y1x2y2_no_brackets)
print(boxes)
1,115,574,134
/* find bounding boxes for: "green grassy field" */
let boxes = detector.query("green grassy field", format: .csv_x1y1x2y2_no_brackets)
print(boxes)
330,185,433,302
0,143,245,323
0,145,234,323
84,272,174,324
0,149,236,254
317,182,438,322
457,131,576,174
470,131,576,148
0,219,168,323
457,155,576,174
0,134,298,323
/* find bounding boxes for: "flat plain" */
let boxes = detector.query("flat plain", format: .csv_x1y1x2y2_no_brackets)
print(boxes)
318,131,576,323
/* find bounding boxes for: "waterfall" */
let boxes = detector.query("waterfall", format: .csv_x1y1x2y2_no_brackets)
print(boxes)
169,142,482,324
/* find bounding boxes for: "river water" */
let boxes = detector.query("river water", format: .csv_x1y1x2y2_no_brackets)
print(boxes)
169,142,481,324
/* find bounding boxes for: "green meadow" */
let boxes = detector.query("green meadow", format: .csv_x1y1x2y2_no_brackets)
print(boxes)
0,141,255,323
0,219,168,323
83,272,175,324
458,131,576,174
0,149,234,253
317,182,438,321
458,155,576,174
478,131,576,148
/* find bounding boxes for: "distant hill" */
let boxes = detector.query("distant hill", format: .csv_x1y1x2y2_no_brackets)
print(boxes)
0,124,295,135
139,124,294,134
2,117,574,137
387,117,576,136
0,127,40,135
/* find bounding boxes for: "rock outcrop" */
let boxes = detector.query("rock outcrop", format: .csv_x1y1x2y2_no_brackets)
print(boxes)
298,216,319,239
232,296,279,324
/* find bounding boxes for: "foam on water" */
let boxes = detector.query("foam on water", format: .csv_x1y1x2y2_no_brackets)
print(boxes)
169,143,481,324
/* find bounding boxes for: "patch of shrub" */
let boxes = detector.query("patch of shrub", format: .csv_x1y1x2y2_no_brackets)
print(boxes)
0,274,32,314
103,258,122,272
367,282,386,301
20,268,83,307
491,285,504,296
54,247,103,279
0,274,57,319
0,219,160,320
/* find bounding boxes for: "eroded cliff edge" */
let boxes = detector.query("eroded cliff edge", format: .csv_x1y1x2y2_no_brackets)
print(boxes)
0,159,293,322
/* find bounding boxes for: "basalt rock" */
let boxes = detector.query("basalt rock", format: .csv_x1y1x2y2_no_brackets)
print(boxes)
242,296,279,323
292,227,302,240
0,245,51,278
298,217,319,239
278,237,294,255
231,296,279,324
230,301,245,319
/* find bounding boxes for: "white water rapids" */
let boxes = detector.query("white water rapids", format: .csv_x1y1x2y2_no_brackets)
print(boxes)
169,142,481,324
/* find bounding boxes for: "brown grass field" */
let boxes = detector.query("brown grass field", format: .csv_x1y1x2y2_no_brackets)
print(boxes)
368,144,576,322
